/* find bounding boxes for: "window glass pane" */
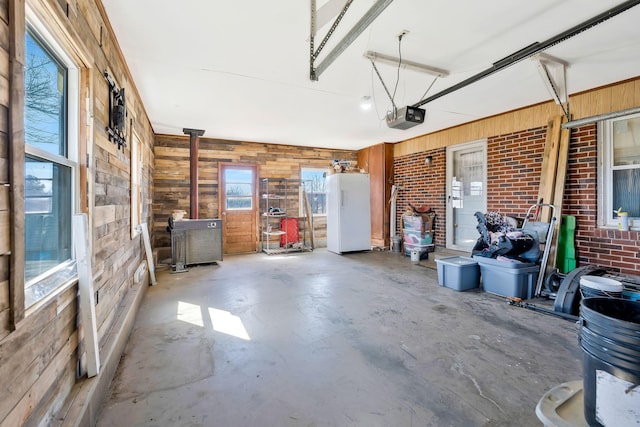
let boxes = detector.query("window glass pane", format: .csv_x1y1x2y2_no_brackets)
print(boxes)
226,197,252,210
226,183,252,197
25,156,72,282
224,168,253,210
224,168,252,183
613,169,640,217
301,168,327,215
457,151,484,197
25,31,67,156
613,118,640,166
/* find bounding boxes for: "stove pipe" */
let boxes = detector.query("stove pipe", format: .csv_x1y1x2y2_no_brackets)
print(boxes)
183,128,205,219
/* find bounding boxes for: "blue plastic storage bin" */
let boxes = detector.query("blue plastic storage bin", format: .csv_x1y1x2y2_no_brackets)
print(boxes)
435,256,480,291
472,255,539,299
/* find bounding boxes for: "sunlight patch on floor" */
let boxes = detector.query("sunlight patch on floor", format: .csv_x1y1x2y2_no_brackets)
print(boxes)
177,301,251,340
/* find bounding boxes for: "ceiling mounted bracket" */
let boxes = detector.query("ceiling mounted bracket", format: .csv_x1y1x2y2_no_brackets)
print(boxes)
532,53,570,119
364,51,449,78
310,0,354,81
310,0,394,81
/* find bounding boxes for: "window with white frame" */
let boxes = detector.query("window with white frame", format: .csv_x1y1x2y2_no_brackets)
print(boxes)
24,14,79,307
599,114,640,228
225,168,254,210
300,168,328,216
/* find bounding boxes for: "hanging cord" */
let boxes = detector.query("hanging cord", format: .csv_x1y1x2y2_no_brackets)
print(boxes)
370,59,397,112
370,66,386,123
391,33,403,103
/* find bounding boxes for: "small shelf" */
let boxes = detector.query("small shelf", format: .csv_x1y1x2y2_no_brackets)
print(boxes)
263,244,312,255
260,178,312,255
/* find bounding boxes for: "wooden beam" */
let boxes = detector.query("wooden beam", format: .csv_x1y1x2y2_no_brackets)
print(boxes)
303,191,315,249
73,214,100,377
547,118,572,271
9,0,26,328
536,116,562,222
0,211,8,254
139,222,157,285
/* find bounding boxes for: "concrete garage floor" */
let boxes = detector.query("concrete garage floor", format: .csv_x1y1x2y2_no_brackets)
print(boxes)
97,249,583,427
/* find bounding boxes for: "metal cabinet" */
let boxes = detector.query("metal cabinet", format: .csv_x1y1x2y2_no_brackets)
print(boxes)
170,219,223,271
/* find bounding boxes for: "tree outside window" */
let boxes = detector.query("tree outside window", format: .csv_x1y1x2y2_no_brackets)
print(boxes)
300,168,328,216
23,25,76,305
225,169,253,210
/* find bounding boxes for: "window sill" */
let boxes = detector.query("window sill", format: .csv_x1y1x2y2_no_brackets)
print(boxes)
25,261,78,312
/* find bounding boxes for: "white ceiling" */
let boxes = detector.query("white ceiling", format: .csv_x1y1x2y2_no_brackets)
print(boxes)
101,0,640,150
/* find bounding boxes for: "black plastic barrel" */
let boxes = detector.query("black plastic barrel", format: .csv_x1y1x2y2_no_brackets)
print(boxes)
579,275,623,299
579,297,640,426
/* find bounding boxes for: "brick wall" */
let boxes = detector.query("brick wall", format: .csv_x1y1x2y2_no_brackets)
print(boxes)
394,124,640,275
563,124,640,275
487,127,546,218
393,149,446,244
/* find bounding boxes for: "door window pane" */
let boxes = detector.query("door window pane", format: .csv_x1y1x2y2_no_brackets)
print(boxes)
227,183,252,196
225,168,253,210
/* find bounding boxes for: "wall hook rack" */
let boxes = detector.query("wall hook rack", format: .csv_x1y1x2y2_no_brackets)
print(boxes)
104,70,127,150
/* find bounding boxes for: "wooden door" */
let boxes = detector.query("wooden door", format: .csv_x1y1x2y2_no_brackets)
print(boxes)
219,164,258,254
357,143,393,248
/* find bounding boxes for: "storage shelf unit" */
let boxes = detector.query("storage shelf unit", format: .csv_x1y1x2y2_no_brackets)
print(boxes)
260,178,312,254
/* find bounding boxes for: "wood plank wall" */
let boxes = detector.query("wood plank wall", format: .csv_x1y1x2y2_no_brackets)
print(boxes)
0,0,155,425
0,0,10,340
154,135,357,249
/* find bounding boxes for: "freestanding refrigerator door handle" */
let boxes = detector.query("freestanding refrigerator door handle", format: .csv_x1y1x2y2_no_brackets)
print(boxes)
341,190,345,207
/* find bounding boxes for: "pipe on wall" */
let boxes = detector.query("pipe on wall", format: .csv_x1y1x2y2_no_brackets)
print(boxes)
562,106,640,129
183,128,205,219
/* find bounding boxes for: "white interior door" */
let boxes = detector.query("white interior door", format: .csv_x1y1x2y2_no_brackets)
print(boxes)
446,140,487,251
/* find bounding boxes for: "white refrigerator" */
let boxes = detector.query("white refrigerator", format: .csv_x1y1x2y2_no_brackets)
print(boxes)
326,173,371,254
